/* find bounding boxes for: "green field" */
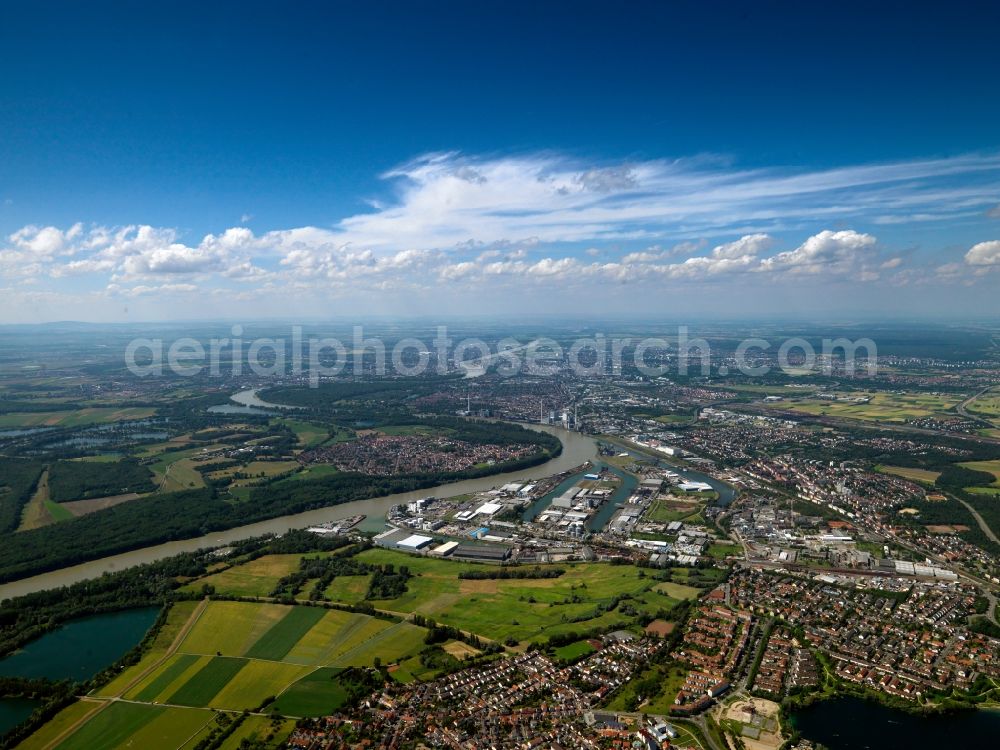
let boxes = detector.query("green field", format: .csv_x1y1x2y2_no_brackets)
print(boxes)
644,496,705,523
244,606,328,661
966,390,1000,418
876,464,943,484
376,424,453,437
553,640,596,662
218,716,295,750
967,486,1000,496
188,548,703,645
706,542,741,559
131,653,201,702
781,391,961,423
181,554,309,597
278,463,341,483
166,656,248,706
352,549,689,643
0,407,156,428
280,418,334,448
55,703,213,750
269,668,352,716
148,448,208,492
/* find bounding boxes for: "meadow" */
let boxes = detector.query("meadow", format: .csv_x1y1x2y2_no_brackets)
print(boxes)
349,549,699,643
966,389,1000,419
780,391,960,423
0,407,156,428
876,465,943,484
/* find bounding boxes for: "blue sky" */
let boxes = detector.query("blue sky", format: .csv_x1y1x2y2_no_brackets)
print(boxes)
1,0,999,322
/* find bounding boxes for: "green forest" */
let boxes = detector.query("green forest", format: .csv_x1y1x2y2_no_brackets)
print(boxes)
48,458,156,502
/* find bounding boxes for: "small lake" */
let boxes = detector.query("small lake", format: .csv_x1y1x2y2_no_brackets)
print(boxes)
0,607,160,682
207,404,275,416
0,697,41,736
791,696,1000,748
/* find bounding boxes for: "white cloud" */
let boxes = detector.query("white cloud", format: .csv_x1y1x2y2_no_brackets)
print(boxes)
8,223,83,257
758,230,877,276
965,240,1000,266
4,149,1000,316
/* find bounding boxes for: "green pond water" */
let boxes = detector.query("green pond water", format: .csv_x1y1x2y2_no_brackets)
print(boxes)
0,607,160,682
0,698,41,735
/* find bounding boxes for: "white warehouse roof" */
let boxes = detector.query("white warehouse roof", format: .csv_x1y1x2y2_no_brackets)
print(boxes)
398,534,434,549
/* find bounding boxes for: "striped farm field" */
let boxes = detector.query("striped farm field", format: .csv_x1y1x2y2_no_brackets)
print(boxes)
23,598,432,749
166,656,248,707
244,606,327,661
283,609,388,666
54,703,214,750
179,600,289,657
330,621,427,668
129,653,204,702
209,659,310,710
322,617,396,664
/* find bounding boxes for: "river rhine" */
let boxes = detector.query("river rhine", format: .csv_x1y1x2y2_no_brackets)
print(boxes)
0,417,599,601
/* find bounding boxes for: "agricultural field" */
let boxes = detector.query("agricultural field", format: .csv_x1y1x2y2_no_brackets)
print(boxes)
276,463,340,483
180,554,320,598
780,391,961,423
966,389,1000,419
206,460,300,486
17,469,74,531
279,418,342,448
33,597,433,749
147,448,209,492
50,703,215,750
0,407,156,428
876,465,942,484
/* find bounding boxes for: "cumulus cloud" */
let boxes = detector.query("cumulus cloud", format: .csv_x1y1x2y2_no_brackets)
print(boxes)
4,149,1000,310
965,240,1000,266
8,223,83,257
757,230,877,276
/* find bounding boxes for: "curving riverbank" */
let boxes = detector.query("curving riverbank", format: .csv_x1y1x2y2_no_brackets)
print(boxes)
0,423,597,602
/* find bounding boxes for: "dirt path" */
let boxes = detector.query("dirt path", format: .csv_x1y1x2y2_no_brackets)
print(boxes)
37,598,209,750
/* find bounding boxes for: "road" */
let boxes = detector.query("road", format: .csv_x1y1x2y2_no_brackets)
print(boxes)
953,493,1000,545
956,386,998,430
